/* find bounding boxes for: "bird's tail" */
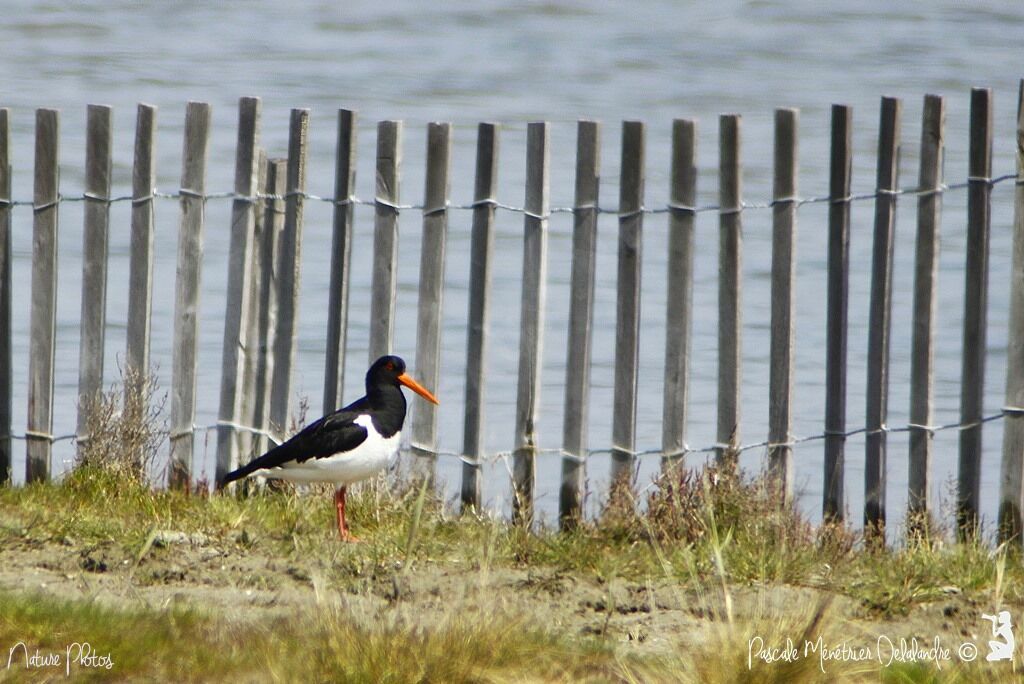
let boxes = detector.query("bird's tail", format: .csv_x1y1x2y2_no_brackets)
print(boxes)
217,439,298,490
217,459,263,490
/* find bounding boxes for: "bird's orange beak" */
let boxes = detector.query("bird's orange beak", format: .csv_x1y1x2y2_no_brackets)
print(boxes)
398,373,439,405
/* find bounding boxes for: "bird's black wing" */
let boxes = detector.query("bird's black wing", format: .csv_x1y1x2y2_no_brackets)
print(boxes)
219,403,370,487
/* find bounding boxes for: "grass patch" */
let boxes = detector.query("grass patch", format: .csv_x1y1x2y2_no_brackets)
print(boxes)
0,592,243,681
0,589,629,682
3,580,1021,682
2,379,1024,681
3,462,1024,614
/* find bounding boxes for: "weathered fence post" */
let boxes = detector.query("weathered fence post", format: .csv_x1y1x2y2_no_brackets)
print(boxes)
76,105,113,447
268,110,309,438
323,109,357,414
611,121,645,489
125,104,157,399
369,120,402,363
26,109,59,482
768,108,798,503
238,149,270,460
216,96,261,484
717,115,742,463
957,87,993,540
864,96,902,538
999,79,1024,544
169,101,211,488
0,109,9,484
461,123,498,512
560,119,600,527
824,104,853,522
662,119,697,472
411,122,452,481
512,121,549,525
249,157,286,455
908,94,945,525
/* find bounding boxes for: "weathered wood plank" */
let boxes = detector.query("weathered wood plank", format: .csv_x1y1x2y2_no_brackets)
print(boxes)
768,108,798,503
76,105,113,446
215,97,261,484
560,119,600,527
125,104,157,397
323,109,357,413
823,104,853,521
26,109,60,482
169,101,212,488
239,149,270,460
908,94,945,521
864,96,902,537
512,122,549,525
0,109,10,483
957,87,994,539
269,109,309,438
611,121,645,487
250,157,286,456
369,120,402,363
461,123,498,512
411,122,452,480
1000,79,1024,544
662,119,697,471
717,114,743,463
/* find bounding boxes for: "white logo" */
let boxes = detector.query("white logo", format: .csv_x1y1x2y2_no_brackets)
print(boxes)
981,611,1015,662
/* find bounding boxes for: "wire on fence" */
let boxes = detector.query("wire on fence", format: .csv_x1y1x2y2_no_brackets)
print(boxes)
6,405,1011,488
397,409,1013,473
0,172,1016,217
73,408,1002,470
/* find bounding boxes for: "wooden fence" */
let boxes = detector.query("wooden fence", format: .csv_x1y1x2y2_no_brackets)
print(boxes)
1,81,1023,542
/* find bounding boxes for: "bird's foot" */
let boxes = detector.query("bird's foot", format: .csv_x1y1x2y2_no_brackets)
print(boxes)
339,530,362,543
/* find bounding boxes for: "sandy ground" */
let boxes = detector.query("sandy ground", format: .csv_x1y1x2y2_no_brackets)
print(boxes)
0,530,996,663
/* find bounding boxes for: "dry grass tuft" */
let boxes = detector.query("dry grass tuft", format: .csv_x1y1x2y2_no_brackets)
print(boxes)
75,369,167,484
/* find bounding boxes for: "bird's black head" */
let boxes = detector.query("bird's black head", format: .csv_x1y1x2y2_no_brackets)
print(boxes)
367,355,407,385
366,355,439,405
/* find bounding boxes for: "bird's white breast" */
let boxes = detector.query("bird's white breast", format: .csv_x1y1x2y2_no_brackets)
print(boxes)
256,414,400,485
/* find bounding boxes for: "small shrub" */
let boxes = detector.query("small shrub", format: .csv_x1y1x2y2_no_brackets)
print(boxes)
638,463,815,548
75,369,167,484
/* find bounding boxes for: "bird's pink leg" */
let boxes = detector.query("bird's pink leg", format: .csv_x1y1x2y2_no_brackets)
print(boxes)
335,486,360,542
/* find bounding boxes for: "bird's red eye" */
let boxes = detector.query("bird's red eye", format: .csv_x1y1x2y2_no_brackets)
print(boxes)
385,361,394,371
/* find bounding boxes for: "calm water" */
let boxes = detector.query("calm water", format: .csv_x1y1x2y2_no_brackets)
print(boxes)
2,1,1023,530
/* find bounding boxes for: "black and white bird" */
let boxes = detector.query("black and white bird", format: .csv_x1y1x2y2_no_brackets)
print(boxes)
219,355,438,541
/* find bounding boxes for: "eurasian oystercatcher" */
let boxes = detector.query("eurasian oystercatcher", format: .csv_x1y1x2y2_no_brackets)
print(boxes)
219,355,438,541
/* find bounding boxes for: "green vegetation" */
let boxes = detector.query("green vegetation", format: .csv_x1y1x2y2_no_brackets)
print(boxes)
0,588,627,682
1,383,1022,680
4,461,1020,610
1,462,1023,682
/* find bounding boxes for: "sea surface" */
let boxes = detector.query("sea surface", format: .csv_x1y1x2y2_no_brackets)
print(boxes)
2,0,1023,531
